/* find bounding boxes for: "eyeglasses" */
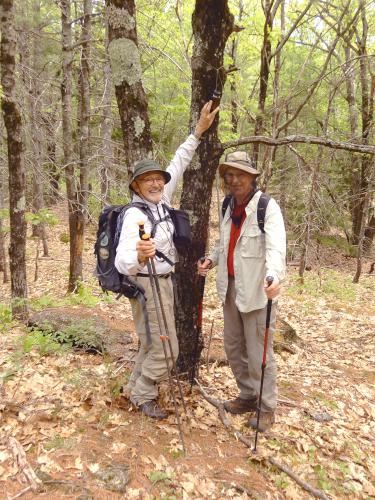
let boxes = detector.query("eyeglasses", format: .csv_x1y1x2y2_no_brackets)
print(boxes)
137,175,166,186
223,172,248,183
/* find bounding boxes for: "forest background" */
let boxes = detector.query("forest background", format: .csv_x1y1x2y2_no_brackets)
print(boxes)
0,0,374,498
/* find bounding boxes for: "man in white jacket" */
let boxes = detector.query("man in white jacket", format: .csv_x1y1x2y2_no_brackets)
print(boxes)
115,102,218,419
198,151,286,431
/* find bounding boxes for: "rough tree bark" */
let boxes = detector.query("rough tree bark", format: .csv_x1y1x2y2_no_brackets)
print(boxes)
100,18,113,205
60,0,81,293
252,0,275,165
66,0,92,292
176,0,234,376
0,166,9,283
29,0,48,256
0,0,28,319
229,0,243,134
106,0,153,174
351,1,373,247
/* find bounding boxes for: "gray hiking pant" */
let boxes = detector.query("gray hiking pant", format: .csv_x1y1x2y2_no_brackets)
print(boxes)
128,274,178,406
223,277,277,411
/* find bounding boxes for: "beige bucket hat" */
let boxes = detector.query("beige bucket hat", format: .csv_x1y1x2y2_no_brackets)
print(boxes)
219,151,260,177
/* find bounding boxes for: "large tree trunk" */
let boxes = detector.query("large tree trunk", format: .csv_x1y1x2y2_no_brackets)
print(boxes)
106,0,153,173
0,0,28,319
176,0,234,377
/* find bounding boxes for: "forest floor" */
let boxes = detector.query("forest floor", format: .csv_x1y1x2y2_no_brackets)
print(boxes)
0,201,375,500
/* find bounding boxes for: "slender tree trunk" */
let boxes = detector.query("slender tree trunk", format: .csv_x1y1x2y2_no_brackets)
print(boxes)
0,167,9,283
176,0,234,376
299,91,334,281
66,0,92,292
60,0,78,292
28,0,48,255
351,1,373,246
106,0,153,174
261,0,285,189
343,44,362,244
0,0,28,319
100,18,113,205
44,111,59,205
253,0,274,165
229,0,243,134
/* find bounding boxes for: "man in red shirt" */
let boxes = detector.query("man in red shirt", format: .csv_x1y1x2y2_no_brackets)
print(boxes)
198,151,286,431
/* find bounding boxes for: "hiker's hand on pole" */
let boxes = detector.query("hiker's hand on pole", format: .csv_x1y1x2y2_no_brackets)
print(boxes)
194,101,220,138
197,258,212,277
136,239,156,263
264,276,280,299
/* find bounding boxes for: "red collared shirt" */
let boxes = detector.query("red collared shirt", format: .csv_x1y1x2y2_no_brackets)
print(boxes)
227,201,247,277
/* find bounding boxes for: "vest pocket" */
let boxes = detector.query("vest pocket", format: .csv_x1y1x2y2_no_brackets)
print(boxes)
240,234,263,258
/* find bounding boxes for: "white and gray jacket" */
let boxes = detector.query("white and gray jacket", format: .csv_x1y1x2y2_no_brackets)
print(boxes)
115,134,199,276
208,190,286,313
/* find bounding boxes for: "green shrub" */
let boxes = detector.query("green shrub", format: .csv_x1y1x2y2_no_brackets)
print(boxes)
66,281,99,307
0,304,13,331
59,232,70,243
21,329,67,356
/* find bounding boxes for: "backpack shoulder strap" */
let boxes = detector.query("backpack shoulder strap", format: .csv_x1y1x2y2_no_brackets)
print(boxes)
131,201,160,237
257,193,271,233
132,202,174,266
221,195,232,219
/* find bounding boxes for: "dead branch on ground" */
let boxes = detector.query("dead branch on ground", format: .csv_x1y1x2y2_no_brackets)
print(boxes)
8,437,43,493
196,381,331,500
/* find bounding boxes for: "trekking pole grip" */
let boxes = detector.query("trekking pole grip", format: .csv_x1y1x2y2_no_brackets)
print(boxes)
137,221,150,241
266,275,274,287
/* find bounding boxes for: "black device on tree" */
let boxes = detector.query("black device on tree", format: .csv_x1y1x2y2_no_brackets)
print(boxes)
210,89,221,111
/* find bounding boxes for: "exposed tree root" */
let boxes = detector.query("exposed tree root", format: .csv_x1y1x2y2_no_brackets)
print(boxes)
196,380,331,500
8,437,43,493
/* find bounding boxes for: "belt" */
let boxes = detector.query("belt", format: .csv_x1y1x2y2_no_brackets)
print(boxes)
137,272,173,279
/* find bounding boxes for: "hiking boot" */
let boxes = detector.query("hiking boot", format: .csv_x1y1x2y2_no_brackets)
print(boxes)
224,396,258,414
138,400,168,420
247,411,275,432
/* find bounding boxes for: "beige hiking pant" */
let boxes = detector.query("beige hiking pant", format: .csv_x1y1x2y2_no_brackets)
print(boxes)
128,274,178,406
223,277,277,411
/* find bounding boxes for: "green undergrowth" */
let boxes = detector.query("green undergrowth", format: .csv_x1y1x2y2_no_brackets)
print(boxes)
286,268,357,312
26,318,104,354
315,234,357,257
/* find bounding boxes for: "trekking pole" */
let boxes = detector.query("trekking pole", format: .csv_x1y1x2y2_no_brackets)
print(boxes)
190,256,206,391
148,256,187,414
138,222,186,453
253,276,274,453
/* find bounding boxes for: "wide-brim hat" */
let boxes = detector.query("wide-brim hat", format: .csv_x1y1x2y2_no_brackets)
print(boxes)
219,151,260,177
129,158,171,189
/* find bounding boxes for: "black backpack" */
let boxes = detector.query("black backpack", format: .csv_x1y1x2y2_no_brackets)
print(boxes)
94,202,191,343
221,192,270,233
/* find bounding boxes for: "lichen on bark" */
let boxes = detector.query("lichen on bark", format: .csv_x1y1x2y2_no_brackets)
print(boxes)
133,116,145,137
106,5,135,31
108,38,141,87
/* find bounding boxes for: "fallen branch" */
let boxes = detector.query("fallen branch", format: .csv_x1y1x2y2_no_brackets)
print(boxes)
268,457,330,500
196,380,330,500
8,437,43,492
8,486,32,500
